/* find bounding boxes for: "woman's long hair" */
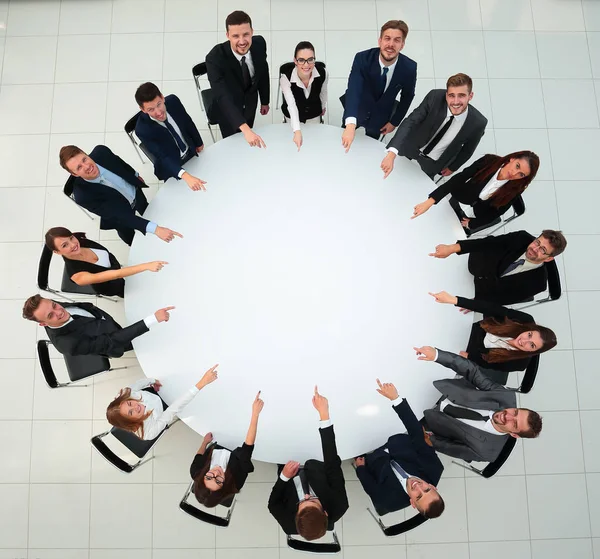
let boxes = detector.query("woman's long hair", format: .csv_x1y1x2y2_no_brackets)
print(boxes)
479,317,557,363
106,388,152,439
45,227,84,252
192,446,240,508
472,151,539,208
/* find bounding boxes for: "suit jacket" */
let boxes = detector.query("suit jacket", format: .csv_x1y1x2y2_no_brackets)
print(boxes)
356,399,443,515
45,301,149,358
425,349,517,462
72,145,149,234
206,36,270,131
457,230,549,305
341,48,417,132
387,89,487,174
135,94,203,181
190,443,255,493
268,425,348,535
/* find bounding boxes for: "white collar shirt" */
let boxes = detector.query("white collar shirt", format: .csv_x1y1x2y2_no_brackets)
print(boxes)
479,169,509,200
150,110,188,157
210,448,232,470
231,47,255,78
280,65,329,132
421,107,469,161
47,306,98,329
502,251,544,277
483,333,516,350
378,56,398,94
383,448,415,493
440,398,505,435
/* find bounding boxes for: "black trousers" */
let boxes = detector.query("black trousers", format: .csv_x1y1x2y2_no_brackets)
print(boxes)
414,153,441,179
116,189,149,246
218,101,258,139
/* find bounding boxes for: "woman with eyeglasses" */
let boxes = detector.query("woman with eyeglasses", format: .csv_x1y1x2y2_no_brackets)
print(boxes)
280,41,328,150
45,227,167,298
429,291,557,384
190,391,264,507
411,151,539,234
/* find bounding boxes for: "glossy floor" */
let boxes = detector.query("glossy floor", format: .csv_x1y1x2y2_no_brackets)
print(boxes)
0,0,599,558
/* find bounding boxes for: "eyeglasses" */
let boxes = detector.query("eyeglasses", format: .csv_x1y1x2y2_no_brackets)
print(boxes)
296,57,316,65
204,472,224,486
533,238,550,257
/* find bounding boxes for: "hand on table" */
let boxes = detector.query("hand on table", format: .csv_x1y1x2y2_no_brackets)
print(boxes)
381,152,396,179
282,460,300,478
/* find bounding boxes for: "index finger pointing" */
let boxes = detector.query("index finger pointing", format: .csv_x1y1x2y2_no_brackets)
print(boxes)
314,385,319,395
163,306,176,311
173,231,184,238
376,378,383,388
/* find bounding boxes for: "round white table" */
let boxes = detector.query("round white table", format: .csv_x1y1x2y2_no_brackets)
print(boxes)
126,124,474,463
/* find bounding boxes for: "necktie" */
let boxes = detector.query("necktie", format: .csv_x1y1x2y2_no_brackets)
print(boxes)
378,67,389,98
390,460,409,480
298,468,311,496
164,117,186,153
422,116,455,156
444,404,489,421
502,258,525,276
241,56,251,90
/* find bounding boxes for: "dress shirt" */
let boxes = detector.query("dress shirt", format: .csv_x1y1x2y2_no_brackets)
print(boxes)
210,448,232,470
501,251,544,277
439,398,504,435
280,65,329,132
89,248,111,268
382,448,416,494
479,169,508,200
484,333,516,350
88,165,157,234
345,56,398,126
150,111,190,182
231,47,255,77
293,475,317,501
48,308,158,330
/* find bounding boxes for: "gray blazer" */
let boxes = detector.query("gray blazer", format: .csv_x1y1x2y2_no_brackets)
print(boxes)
424,349,516,463
386,89,487,174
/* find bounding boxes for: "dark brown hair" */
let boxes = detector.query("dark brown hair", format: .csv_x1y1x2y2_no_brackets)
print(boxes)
59,145,85,172
479,319,557,363
225,10,252,30
294,41,315,58
380,19,409,40
192,446,240,507
135,82,162,107
446,73,473,93
541,229,567,257
106,388,152,439
472,151,540,208
295,505,328,541
424,495,445,519
22,294,44,321
45,227,81,252
520,409,543,438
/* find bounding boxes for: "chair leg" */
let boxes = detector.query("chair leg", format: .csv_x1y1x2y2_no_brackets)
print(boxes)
108,366,129,373
66,196,96,221
97,294,120,303
451,460,482,475
127,134,147,164
208,125,216,144
366,507,387,534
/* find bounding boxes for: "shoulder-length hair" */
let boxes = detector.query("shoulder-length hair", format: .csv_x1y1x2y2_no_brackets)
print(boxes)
192,446,240,508
472,151,540,208
106,388,152,439
45,227,86,252
479,317,556,363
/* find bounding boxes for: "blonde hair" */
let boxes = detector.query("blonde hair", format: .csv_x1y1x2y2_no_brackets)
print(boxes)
106,388,152,439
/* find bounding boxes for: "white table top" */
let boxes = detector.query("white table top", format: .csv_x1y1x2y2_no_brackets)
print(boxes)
125,124,474,463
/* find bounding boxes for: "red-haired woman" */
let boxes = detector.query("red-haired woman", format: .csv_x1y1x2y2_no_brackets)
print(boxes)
106,365,219,440
190,391,264,507
429,291,556,384
412,151,539,232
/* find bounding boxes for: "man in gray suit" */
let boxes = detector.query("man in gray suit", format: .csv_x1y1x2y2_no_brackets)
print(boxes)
381,73,487,180
414,346,542,463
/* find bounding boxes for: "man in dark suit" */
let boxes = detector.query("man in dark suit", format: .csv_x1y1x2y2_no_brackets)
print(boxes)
206,10,270,146
354,379,444,518
414,346,543,463
429,229,567,305
381,73,487,179
268,386,348,541
22,295,174,358
341,19,417,151
60,144,182,246
134,82,207,191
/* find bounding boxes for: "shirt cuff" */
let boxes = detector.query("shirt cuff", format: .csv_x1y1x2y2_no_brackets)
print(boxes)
390,396,403,407
344,117,357,126
319,419,333,429
177,169,186,179
143,314,159,329
387,147,399,155
146,221,158,234
279,472,291,482
433,349,439,362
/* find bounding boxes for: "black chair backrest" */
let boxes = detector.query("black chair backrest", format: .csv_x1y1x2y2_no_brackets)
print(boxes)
279,61,295,76
37,340,59,388
383,512,428,537
179,501,231,527
111,426,162,459
64,175,76,197
512,194,525,216
481,436,518,478
545,259,561,300
287,535,341,554
124,112,142,134
519,354,540,394
61,266,97,295
192,62,207,77
64,352,110,382
37,245,53,290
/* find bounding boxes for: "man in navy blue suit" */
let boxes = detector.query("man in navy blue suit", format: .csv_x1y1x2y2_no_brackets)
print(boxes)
354,379,445,518
60,145,182,246
135,82,207,191
341,20,417,152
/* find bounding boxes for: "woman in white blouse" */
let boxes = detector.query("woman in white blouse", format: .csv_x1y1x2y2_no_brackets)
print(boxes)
411,151,539,233
45,227,167,298
106,364,219,440
280,41,328,150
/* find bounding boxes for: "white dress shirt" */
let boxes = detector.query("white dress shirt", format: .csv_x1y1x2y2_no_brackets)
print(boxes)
47,308,158,331
461,169,509,218
150,110,189,159
420,107,469,161
210,448,232,470
501,251,544,277
280,65,329,132
89,248,111,268
439,398,505,435
231,47,255,77
483,333,516,350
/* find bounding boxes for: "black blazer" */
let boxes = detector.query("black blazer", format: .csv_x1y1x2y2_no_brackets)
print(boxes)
45,301,148,358
457,230,549,305
135,94,203,181
63,234,124,297
430,154,516,230
268,425,348,535
387,89,487,174
456,296,536,382
356,399,443,516
72,145,149,234
205,36,270,131
190,443,255,493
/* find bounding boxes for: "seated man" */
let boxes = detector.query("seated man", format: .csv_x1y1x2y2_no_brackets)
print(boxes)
341,19,417,151
354,378,444,518
22,295,174,358
414,346,542,463
135,82,206,190
60,145,182,246
206,10,270,146
268,386,348,541
429,229,567,305
381,73,487,180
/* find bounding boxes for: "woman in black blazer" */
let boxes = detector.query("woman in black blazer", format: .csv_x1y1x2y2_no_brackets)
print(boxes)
430,290,556,384
191,392,264,507
412,151,539,232
45,227,167,297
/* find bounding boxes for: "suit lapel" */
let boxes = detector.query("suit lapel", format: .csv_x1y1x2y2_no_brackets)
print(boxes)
225,42,245,87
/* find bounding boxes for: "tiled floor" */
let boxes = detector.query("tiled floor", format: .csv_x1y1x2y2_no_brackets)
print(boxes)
0,0,599,557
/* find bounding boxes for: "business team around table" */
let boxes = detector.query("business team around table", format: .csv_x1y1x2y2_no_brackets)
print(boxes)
18,9,570,542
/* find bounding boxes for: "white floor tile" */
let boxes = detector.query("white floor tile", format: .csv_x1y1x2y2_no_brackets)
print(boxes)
0,421,31,483
550,130,600,181
6,0,60,36
106,81,146,132
587,32,600,79
270,30,327,80
493,129,553,180
375,1,429,30
506,180,561,234
90,551,151,559
532,0,586,31
556,181,600,234
479,0,533,31
429,0,482,31
406,543,469,559
484,32,539,78
165,0,218,32
324,0,377,30
111,0,165,34
59,0,113,35
0,300,39,359
0,359,35,420
0,485,29,548
153,551,213,559
51,83,108,134
162,32,219,81
465,436,526,477
152,420,203,482
344,545,407,559
542,79,599,128
581,411,600,472
55,34,111,83
109,33,164,82
588,473,600,537
0,84,54,134
218,0,271,30
2,36,57,84
33,550,89,559
0,136,49,187
569,291,600,349
470,541,531,559
532,539,593,559
536,32,592,78
272,0,325,31
489,79,546,129
29,484,91,548
584,0,600,30
0,242,42,299
403,30,435,79
431,30,487,79
574,350,600,410
563,235,600,291
324,30,379,79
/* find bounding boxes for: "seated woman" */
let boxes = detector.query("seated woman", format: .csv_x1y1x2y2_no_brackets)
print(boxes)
190,391,264,507
45,227,167,298
106,364,219,440
412,151,539,233
429,291,556,384
280,41,328,151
